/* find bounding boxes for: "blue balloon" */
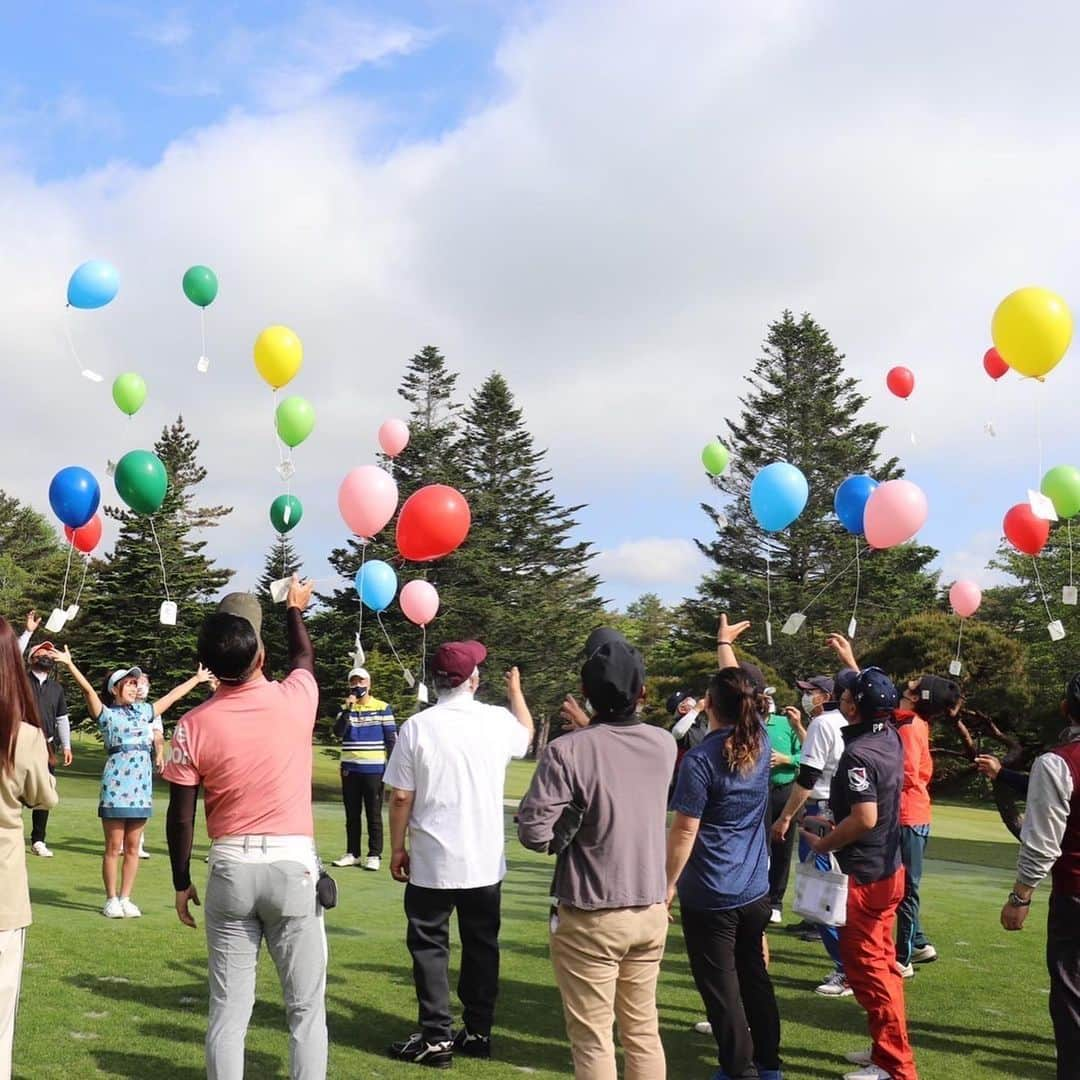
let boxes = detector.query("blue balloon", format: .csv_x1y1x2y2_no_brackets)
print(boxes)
354,559,398,613
67,260,120,309
834,474,879,535
750,462,809,532
48,466,100,529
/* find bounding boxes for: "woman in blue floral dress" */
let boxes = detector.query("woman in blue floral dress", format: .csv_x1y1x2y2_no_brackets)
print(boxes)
50,646,210,918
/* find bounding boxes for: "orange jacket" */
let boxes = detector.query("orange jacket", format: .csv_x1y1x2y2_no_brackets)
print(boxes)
894,710,932,826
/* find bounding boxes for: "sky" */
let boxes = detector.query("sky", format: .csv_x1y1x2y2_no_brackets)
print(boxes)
5,1,1080,615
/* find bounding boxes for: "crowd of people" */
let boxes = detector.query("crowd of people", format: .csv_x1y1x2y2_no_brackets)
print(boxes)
1,582,1079,1080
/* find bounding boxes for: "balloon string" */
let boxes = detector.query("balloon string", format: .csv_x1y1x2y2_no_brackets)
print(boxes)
764,552,772,626
63,306,103,382
803,548,862,615
200,307,207,360
59,540,75,610
851,539,862,626
955,617,964,663
421,624,427,686
356,542,368,640
1070,519,1074,588
272,391,284,465
1035,380,1044,486
1032,556,1053,623
149,517,171,601
377,611,407,674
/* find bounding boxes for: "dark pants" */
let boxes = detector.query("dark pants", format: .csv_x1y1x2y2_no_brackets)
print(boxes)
681,896,781,1077
768,782,795,908
341,770,384,858
896,824,930,964
30,763,56,845
1048,893,1080,1080
405,882,502,1043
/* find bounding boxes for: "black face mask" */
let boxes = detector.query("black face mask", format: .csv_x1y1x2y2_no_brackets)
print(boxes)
349,686,368,698
33,658,54,672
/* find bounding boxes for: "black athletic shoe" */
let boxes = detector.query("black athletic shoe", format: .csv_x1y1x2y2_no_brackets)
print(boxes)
453,1028,492,1059
388,1033,453,1068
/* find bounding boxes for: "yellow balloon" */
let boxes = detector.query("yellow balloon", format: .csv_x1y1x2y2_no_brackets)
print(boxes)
991,287,1072,379
254,325,303,389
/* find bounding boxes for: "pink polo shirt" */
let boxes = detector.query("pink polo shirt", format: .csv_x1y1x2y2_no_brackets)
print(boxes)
162,669,318,839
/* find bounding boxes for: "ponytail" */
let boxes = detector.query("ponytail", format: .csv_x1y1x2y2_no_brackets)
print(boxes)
707,667,764,774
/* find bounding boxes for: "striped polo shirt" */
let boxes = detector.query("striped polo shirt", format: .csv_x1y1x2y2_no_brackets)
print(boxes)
337,696,397,774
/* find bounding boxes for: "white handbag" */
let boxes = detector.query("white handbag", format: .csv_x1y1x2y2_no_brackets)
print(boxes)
792,852,848,927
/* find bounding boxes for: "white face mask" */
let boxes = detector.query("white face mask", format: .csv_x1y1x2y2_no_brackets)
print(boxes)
136,683,149,702
801,693,816,713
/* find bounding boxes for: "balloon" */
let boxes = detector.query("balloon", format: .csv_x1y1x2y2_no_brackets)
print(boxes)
67,260,119,309
396,485,472,561
983,347,1009,381
64,514,103,554
114,450,168,515
400,579,440,626
275,396,316,448
378,419,410,459
834,474,879,536
949,580,982,619
1003,503,1051,556
269,494,303,534
863,479,928,550
749,463,808,533
701,440,729,476
112,373,147,416
337,466,398,538
182,265,218,308
354,560,398,613
886,366,915,399
49,467,100,528
992,287,1073,379
254,325,303,390
1041,465,1080,520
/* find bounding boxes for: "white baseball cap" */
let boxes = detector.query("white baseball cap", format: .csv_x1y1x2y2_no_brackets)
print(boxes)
108,666,143,693
348,668,370,681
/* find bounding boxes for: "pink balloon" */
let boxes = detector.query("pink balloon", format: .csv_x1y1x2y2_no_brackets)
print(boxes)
949,580,982,619
399,579,440,626
378,419,410,459
863,479,928,550
337,465,398,538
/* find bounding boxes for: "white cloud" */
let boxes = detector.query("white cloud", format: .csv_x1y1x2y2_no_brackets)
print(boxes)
136,10,193,48
937,532,1010,590
594,539,708,590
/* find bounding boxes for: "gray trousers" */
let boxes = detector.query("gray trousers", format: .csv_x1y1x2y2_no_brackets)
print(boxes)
205,856,328,1080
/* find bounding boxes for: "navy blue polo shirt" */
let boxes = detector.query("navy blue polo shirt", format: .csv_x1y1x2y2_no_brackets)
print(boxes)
829,720,903,885
670,726,770,911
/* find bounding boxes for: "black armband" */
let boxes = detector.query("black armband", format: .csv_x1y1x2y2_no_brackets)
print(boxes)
797,764,822,790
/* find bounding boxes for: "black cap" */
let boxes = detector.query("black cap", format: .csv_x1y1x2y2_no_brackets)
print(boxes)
834,668,859,697
854,667,899,719
582,640,644,714
583,626,628,659
914,675,962,716
797,675,835,697
666,689,693,715
738,660,766,693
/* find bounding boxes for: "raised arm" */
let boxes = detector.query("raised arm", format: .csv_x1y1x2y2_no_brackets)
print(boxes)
51,646,104,720
826,632,858,672
717,613,751,670
505,667,534,739
154,666,213,718
286,576,316,675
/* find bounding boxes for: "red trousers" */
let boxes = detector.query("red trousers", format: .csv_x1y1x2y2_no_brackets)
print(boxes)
839,868,918,1080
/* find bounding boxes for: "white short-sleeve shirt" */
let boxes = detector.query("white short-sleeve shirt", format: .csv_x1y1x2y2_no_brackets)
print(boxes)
383,690,530,890
799,705,848,802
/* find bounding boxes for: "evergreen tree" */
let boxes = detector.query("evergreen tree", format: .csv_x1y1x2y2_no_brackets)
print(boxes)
0,491,74,617
692,312,939,681
255,535,303,680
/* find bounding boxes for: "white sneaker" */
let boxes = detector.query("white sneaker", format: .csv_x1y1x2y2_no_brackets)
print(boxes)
844,1066,891,1080
845,1049,874,1065
119,898,142,918
769,907,782,924
138,844,150,859
816,970,854,997
31,841,53,857
332,853,358,868
911,944,937,964
364,855,381,871
102,897,124,919
895,961,914,978
692,1020,712,1034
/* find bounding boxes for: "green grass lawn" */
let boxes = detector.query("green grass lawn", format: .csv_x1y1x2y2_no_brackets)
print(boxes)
13,739,1058,1079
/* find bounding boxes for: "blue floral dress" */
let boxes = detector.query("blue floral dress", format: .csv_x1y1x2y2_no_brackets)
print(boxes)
98,702,155,819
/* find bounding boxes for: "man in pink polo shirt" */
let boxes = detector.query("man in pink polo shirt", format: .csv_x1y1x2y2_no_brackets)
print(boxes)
163,575,325,1080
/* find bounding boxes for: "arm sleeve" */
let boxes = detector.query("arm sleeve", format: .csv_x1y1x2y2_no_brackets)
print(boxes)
507,708,531,760
840,753,878,806
670,752,711,819
166,783,199,891
383,727,415,791
20,729,59,810
160,719,202,787
1017,754,1073,888
382,710,397,757
333,708,349,741
55,716,71,751
517,746,575,852
899,725,918,796
799,718,827,771
797,763,822,789
17,630,30,656
999,768,1030,797
286,607,315,675
671,709,700,741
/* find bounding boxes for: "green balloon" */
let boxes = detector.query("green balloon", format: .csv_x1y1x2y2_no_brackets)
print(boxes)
182,265,218,308
1042,464,1080,519
112,372,147,416
270,494,303,534
275,396,316,448
701,439,729,476
115,450,168,515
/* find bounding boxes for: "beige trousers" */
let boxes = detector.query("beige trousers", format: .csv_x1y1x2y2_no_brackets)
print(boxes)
549,902,668,1080
0,927,26,1080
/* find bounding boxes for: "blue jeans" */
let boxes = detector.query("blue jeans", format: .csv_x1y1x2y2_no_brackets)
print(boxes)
896,824,930,965
798,802,843,973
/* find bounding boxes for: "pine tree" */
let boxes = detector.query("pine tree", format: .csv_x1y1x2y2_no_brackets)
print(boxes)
255,535,303,680
0,491,74,617
692,312,939,681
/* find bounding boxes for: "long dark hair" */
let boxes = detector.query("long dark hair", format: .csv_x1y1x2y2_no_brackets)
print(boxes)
707,667,765,774
0,617,42,774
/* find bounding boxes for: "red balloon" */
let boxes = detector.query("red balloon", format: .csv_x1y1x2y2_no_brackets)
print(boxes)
1003,503,1051,556
886,366,915,399
396,485,471,562
983,347,1009,381
64,513,102,554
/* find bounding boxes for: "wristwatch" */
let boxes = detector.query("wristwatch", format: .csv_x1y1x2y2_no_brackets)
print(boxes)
1007,891,1031,908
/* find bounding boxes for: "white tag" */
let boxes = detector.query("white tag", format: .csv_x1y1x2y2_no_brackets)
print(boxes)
909,430,917,446
1064,586,1078,606
1048,619,1066,641
549,913,559,935
197,355,210,373
765,619,773,646
949,659,962,676
403,668,416,689
81,368,104,383
417,683,429,704
65,604,80,621
781,612,806,636
847,617,858,639
275,460,296,481
269,578,291,603
984,422,997,438
159,600,178,626
45,608,67,633
1029,489,1059,522
106,459,117,478
282,504,292,525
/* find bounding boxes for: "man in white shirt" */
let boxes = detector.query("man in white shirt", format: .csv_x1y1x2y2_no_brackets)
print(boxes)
384,640,533,1069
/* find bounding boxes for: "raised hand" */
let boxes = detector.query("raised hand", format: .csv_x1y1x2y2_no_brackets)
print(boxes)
287,574,315,612
718,614,751,644
825,632,858,671
560,694,591,731
26,610,41,634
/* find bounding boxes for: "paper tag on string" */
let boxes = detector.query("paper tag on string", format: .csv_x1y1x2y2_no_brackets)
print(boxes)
781,612,806,636
44,608,67,633
984,422,996,438
65,604,80,621
106,459,117,478
1064,586,1078,606
765,620,772,647
81,369,104,383
909,430,917,446
275,460,296,481
159,601,178,626
197,355,210,373
948,659,962,677
403,668,416,689
1048,619,1066,642
847,617,857,639
417,683,429,704
1029,489,1059,522
269,578,291,603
